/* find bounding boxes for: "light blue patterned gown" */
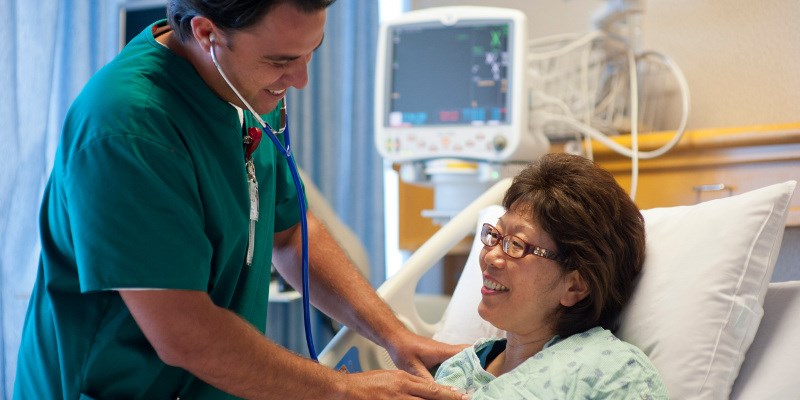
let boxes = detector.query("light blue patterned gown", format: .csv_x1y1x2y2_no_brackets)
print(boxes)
435,327,669,399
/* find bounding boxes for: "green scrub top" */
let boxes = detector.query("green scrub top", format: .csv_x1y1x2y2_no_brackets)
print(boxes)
14,21,303,399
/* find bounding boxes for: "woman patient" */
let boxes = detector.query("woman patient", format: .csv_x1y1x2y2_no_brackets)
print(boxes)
435,153,669,399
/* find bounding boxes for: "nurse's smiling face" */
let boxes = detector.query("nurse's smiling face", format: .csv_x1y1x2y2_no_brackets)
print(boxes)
192,2,326,115
477,208,585,338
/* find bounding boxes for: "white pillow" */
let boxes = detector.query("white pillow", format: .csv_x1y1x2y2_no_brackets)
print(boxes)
433,181,796,400
617,180,795,399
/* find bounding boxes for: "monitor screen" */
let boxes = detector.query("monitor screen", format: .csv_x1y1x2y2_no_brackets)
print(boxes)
387,23,511,128
119,2,167,50
374,7,548,163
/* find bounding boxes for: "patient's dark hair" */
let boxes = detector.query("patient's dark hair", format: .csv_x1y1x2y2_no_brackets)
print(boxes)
167,0,336,43
503,153,645,337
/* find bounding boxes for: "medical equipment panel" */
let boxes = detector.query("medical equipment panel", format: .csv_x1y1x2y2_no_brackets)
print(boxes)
375,7,549,163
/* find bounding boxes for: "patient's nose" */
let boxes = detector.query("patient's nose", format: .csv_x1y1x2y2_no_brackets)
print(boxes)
483,246,508,269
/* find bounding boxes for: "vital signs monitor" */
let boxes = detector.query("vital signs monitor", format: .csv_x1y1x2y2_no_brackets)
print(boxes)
375,7,549,163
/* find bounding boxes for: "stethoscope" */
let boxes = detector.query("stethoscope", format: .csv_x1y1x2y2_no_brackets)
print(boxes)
209,34,318,361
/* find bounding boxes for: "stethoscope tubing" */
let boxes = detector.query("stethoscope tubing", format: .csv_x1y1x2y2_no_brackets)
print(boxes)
210,41,317,361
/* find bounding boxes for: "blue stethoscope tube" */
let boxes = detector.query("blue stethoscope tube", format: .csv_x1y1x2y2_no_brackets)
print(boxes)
210,39,318,361
266,114,318,362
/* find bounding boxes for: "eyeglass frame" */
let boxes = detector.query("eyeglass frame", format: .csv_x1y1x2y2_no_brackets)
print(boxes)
480,223,561,261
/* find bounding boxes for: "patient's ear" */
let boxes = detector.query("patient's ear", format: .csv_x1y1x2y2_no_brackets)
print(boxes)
560,271,590,307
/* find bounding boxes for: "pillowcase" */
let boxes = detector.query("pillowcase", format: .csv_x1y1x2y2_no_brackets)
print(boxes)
433,180,796,400
614,180,796,399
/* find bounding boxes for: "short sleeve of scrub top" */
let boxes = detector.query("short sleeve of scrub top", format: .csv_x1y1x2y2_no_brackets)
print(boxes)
61,40,301,294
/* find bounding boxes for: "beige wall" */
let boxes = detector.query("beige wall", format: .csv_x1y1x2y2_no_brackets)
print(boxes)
410,0,800,131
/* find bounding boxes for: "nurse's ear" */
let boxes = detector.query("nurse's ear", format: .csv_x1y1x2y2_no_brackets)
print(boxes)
189,16,216,52
560,270,590,307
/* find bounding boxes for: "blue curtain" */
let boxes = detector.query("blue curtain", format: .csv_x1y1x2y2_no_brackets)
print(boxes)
291,1,385,287
0,1,111,397
0,0,382,397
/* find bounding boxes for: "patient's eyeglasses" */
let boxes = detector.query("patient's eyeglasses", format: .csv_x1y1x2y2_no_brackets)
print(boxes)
480,223,560,261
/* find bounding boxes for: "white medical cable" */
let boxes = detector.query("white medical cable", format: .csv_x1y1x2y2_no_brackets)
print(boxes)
627,46,639,201
536,49,690,160
528,27,689,175
531,92,574,116
580,33,595,161
528,31,604,61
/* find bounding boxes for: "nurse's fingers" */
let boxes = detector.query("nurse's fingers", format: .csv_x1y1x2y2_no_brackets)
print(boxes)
344,370,468,400
395,372,468,400
410,381,470,400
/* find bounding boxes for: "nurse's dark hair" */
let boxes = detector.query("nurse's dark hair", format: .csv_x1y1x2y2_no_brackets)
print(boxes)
503,153,645,337
167,0,336,43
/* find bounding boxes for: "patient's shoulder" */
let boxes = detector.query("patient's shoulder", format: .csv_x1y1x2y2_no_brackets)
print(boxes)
544,327,653,366
535,327,669,397
548,327,636,352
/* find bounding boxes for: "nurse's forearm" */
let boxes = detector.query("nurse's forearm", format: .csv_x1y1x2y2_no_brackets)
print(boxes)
272,212,409,351
121,289,346,399
121,289,467,400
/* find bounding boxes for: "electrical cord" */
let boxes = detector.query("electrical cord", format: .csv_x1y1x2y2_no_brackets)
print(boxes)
627,45,639,200
527,28,691,190
532,46,690,166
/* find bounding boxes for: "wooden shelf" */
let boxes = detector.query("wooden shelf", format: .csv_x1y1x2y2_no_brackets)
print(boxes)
584,123,800,226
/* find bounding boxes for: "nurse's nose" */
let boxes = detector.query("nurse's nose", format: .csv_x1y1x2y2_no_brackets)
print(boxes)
284,56,310,89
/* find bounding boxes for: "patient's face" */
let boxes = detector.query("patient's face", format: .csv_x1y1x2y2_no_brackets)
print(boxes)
477,211,567,337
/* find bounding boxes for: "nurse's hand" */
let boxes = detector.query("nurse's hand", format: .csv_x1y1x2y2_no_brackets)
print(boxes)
341,370,469,400
385,331,469,379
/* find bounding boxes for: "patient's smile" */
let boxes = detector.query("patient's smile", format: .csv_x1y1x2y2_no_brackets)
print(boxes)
483,277,509,292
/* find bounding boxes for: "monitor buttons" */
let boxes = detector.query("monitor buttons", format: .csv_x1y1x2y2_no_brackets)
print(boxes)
492,135,507,152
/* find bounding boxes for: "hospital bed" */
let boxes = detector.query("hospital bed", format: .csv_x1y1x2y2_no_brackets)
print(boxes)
319,179,799,399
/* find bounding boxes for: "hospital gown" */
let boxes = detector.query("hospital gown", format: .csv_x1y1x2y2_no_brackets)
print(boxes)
435,327,669,399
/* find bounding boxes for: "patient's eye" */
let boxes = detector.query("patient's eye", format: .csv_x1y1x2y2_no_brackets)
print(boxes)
508,237,526,253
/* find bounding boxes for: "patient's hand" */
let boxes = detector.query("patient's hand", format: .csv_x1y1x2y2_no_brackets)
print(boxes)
387,331,470,379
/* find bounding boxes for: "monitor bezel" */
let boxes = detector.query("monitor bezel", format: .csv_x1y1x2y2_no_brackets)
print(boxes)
374,7,529,163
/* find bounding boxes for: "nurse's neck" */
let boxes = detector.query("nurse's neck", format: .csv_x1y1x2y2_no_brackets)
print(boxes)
155,28,188,59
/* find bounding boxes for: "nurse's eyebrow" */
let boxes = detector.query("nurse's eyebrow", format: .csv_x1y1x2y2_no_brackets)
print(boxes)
263,34,325,62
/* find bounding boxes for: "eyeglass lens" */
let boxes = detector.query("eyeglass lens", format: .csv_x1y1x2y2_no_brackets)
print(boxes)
481,224,526,258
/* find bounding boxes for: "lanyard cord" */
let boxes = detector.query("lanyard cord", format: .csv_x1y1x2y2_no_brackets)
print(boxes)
211,43,317,361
